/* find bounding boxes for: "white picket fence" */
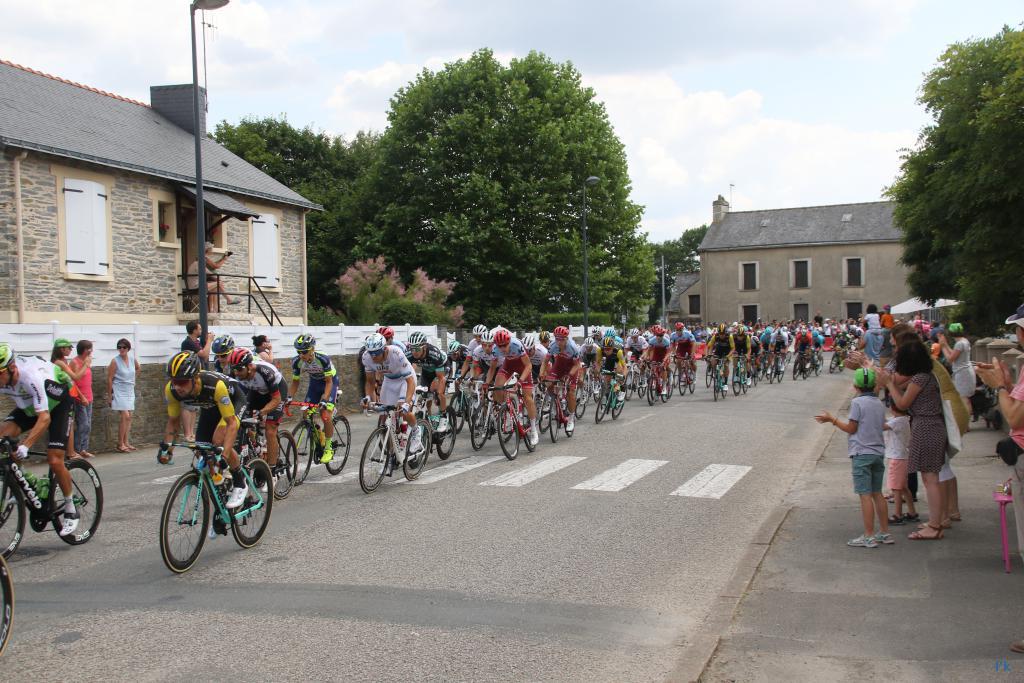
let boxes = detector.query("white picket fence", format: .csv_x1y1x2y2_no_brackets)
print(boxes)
0,323,446,366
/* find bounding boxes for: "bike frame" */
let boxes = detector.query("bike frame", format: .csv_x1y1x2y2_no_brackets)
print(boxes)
173,443,266,529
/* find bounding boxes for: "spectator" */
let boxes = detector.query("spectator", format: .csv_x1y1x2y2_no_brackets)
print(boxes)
938,323,974,415
51,337,88,459
108,338,140,452
69,340,95,459
884,404,915,524
253,334,274,363
187,241,239,312
880,338,947,540
815,368,892,548
880,305,895,329
813,310,824,327
180,321,212,441
863,304,884,362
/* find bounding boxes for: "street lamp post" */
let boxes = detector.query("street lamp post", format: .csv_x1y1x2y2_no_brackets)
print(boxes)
581,175,599,338
190,0,229,340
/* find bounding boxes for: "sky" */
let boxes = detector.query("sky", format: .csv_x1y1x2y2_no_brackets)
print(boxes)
2,0,1021,242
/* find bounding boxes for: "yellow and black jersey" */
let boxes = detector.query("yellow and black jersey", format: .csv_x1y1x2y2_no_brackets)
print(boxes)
596,346,626,366
165,371,245,419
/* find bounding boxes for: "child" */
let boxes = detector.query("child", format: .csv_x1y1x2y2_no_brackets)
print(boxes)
815,368,893,548
883,405,916,524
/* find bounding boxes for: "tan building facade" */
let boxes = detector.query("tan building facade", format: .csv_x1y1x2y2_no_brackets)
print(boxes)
696,197,912,324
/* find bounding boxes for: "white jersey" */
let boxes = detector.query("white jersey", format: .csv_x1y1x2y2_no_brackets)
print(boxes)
0,356,71,415
528,344,548,367
237,359,283,395
361,345,414,379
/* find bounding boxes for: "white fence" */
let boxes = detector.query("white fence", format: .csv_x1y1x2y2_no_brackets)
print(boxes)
0,324,446,366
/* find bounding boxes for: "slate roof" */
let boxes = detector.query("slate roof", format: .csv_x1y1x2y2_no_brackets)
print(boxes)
698,201,897,251
673,272,700,294
0,60,320,210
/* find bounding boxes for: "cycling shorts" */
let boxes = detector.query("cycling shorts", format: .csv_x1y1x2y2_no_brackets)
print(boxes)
601,354,620,374
773,341,787,352
420,367,445,389
380,376,408,408
4,395,72,452
549,356,578,387
712,345,731,359
674,342,693,357
196,390,247,443
246,378,288,424
305,375,340,405
649,347,668,363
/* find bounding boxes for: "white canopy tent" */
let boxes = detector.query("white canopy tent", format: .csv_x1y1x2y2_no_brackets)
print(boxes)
889,298,960,315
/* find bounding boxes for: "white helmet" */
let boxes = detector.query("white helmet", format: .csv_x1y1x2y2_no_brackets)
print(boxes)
472,324,487,336
408,331,427,347
365,333,386,353
480,329,495,343
522,333,537,350
628,328,640,337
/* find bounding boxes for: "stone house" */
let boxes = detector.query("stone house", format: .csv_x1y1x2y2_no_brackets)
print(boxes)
695,196,912,324
665,272,701,324
0,59,320,326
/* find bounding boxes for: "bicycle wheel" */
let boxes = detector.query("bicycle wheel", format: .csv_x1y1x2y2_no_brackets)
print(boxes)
497,405,519,460
538,393,552,433
0,555,11,657
829,354,840,374
677,368,687,393
435,406,457,460
403,422,431,480
646,375,657,405
611,385,625,419
159,470,210,573
452,392,468,434
740,369,748,394
53,459,103,546
469,402,489,451
574,383,588,419
231,459,273,549
813,357,821,377
548,401,561,444
666,371,676,399
660,375,670,403
625,368,636,400
705,363,713,387
325,414,351,475
291,421,316,484
595,383,608,423
273,430,298,500
0,480,26,560
359,426,390,493
688,369,696,394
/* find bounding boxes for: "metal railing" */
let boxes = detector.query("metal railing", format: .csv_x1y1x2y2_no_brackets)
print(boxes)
179,273,283,326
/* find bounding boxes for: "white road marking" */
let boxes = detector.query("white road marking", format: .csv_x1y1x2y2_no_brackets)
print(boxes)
304,471,358,484
671,464,752,499
480,456,586,487
625,414,655,426
571,459,668,492
149,474,185,485
401,455,504,485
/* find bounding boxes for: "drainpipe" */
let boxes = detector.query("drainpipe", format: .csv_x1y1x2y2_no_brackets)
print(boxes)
300,210,308,325
13,150,28,323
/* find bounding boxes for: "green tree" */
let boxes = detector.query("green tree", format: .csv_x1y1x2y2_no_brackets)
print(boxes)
886,26,1024,333
214,117,380,310
356,49,655,324
650,224,707,321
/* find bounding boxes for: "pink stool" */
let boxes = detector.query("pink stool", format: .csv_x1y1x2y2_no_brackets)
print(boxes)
994,491,1014,573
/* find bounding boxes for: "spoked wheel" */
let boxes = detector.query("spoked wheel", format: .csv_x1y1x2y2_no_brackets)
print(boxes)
273,430,298,500
611,384,625,419
625,368,636,400
325,414,351,475
538,393,553,433
452,393,468,434
231,459,273,549
53,459,103,546
0,554,11,657
497,405,520,460
595,384,608,423
646,376,657,406
659,375,670,403
574,383,589,419
666,371,676,399
740,370,748,394
829,354,840,374
814,357,821,377
435,406,457,460
548,402,561,444
359,426,390,493
705,364,713,388
0,481,27,560
291,422,316,485
158,470,210,574
469,403,489,451
677,368,687,394
403,422,431,480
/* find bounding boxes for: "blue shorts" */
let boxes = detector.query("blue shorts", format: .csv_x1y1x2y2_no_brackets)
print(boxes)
306,375,340,404
851,454,885,495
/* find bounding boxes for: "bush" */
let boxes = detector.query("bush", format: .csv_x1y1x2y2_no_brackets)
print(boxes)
482,303,541,331
378,299,435,325
337,257,464,326
539,312,612,329
307,305,345,326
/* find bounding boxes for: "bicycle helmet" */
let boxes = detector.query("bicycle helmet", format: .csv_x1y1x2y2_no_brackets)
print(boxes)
472,324,488,336
0,342,13,369
628,328,640,337
591,330,601,340
522,333,537,350
480,329,496,343
653,325,666,336
448,339,463,354
674,322,684,331
293,334,316,352
718,323,726,334
494,329,511,346
408,331,427,348
166,351,201,379
227,347,254,367
602,336,617,348
553,326,569,339
603,328,617,339
365,333,386,353
376,326,394,340
211,334,235,355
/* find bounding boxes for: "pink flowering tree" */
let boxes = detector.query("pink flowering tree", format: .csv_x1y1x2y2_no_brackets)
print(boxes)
337,258,463,326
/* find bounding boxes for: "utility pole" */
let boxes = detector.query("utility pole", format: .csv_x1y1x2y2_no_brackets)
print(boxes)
661,253,667,326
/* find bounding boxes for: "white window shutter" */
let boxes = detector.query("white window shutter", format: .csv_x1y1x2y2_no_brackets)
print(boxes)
251,213,280,288
63,178,108,275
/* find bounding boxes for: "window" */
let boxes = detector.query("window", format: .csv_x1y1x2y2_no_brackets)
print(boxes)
741,304,759,324
846,301,863,319
793,303,809,322
688,294,701,316
59,176,111,278
841,213,853,222
739,261,759,291
791,259,810,288
250,212,281,289
150,189,179,248
844,257,863,287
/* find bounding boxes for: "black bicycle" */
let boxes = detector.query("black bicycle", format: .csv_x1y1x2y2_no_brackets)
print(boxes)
0,438,103,560
0,554,12,657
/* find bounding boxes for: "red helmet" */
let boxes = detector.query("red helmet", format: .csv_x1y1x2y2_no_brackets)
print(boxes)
227,347,253,367
494,329,512,346
553,326,570,338
675,322,684,330
376,326,394,340
653,325,666,336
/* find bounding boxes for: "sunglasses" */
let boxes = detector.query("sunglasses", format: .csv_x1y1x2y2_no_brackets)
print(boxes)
171,379,193,389
369,349,385,357
117,346,129,350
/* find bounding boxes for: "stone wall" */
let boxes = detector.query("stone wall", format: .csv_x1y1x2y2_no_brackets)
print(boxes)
0,354,364,454
0,155,15,311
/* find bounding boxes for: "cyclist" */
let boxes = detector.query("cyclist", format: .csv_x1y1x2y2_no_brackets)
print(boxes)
811,325,825,370
580,332,600,382
641,326,671,396
227,347,286,474
670,322,696,377
405,331,450,432
211,334,235,373
159,352,249,509
523,333,547,385
0,343,80,535
794,325,814,372
732,325,753,386
467,329,499,386
538,325,583,431
596,335,627,404
625,328,648,363
749,328,763,377
488,329,539,446
288,334,339,464
466,324,488,355
707,324,734,387
447,339,469,379
361,333,420,459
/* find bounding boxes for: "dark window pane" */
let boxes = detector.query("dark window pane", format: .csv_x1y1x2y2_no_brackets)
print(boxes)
742,305,758,324
794,260,809,288
742,263,757,290
846,258,862,286
794,303,809,322
846,302,863,319
689,295,701,315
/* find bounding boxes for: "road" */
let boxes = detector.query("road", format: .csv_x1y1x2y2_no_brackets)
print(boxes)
3,367,848,681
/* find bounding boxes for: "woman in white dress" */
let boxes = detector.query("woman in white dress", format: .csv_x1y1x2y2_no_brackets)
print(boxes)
107,338,140,452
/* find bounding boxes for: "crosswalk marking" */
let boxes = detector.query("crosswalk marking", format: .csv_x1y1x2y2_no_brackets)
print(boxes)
670,464,751,499
480,456,586,488
401,455,504,485
625,414,654,426
304,471,358,484
571,458,668,492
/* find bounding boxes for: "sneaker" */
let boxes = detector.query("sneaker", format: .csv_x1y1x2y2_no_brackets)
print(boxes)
226,486,248,509
58,510,79,537
617,391,626,403
528,425,539,447
319,443,335,464
872,532,895,545
408,434,423,455
660,388,667,396
567,416,575,431
847,534,878,548
437,416,449,433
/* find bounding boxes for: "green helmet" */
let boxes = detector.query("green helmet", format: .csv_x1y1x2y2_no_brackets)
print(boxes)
294,334,316,352
0,343,13,369
54,337,73,349
408,331,427,348
447,339,462,354
947,322,963,334
854,368,876,390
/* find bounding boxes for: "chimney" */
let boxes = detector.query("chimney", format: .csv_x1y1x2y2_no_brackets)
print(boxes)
712,194,730,224
150,84,206,137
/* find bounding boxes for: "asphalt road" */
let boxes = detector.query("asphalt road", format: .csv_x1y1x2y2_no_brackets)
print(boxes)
3,366,849,682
